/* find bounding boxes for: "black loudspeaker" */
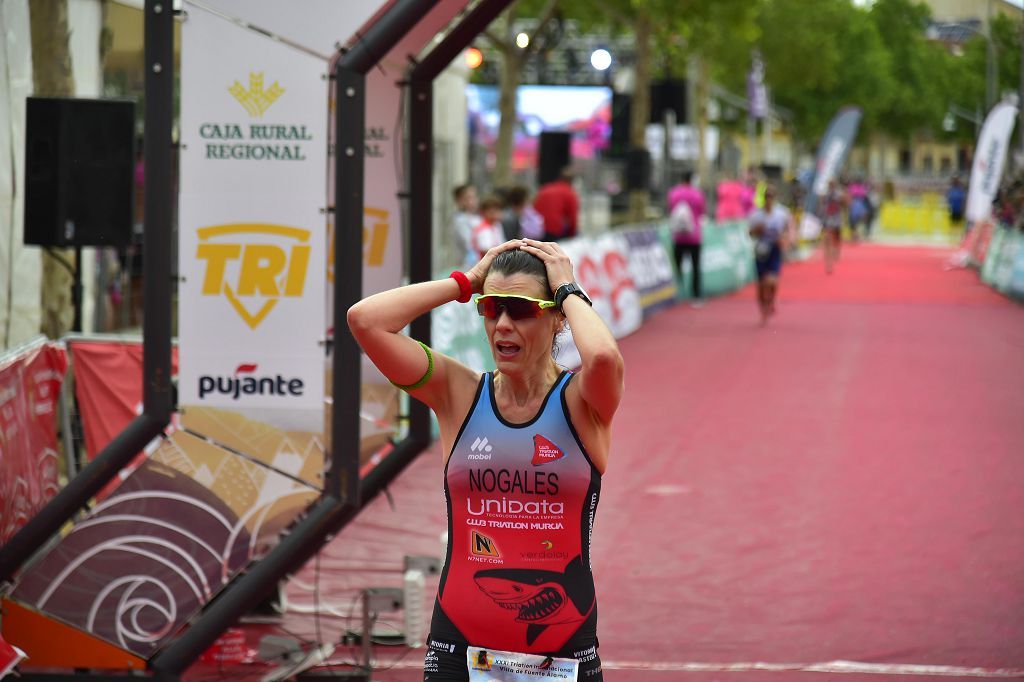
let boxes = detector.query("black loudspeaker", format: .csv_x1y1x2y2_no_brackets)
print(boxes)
537,131,571,185
608,93,631,159
649,79,687,124
24,97,135,247
624,147,651,190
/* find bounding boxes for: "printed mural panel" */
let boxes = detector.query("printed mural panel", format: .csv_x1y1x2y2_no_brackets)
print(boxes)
10,435,318,658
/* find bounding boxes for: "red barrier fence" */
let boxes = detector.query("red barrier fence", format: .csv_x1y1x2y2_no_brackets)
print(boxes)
0,339,67,546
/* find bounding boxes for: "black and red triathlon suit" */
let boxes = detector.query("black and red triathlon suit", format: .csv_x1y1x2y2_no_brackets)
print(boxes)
424,371,603,680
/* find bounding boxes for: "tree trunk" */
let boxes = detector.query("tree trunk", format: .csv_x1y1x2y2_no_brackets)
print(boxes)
628,17,652,223
696,55,709,188
494,51,522,189
29,0,76,339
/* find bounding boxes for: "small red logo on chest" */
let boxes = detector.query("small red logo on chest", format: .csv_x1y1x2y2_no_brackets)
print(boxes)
532,435,564,465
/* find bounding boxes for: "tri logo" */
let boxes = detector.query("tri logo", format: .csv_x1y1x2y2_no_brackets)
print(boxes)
195,223,312,329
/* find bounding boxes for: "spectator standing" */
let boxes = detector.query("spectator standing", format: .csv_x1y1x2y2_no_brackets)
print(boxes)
716,175,747,221
847,178,870,241
946,175,966,229
452,183,479,267
501,185,545,241
470,195,506,260
533,167,579,241
667,171,706,303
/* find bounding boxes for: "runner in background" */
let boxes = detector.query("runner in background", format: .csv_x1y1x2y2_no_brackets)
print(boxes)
749,185,795,325
821,179,845,275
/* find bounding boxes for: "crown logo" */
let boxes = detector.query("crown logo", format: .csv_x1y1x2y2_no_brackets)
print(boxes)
228,72,284,117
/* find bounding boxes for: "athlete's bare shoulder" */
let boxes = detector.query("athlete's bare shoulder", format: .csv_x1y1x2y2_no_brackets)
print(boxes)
563,372,611,474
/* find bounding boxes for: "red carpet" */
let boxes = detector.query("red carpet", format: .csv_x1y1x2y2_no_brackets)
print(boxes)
247,244,1024,680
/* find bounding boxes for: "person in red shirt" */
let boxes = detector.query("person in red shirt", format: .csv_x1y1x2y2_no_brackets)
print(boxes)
533,167,579,241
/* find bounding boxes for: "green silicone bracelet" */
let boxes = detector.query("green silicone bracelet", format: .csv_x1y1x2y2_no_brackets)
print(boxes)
390,341,434,391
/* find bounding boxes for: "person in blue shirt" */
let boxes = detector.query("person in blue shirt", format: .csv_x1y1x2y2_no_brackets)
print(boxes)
947,175,966,228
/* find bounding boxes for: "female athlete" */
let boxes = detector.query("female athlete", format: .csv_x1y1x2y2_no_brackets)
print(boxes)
348,238,624,681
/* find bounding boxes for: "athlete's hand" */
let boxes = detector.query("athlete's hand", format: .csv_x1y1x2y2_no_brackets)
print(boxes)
519,238,575,291
466,240,523,293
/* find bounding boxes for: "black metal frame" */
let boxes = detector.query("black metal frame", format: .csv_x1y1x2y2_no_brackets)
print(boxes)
149,0,440,677
5,0,516,678
0,0,174,586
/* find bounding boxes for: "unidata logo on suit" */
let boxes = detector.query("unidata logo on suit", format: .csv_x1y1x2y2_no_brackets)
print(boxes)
195,224,311,329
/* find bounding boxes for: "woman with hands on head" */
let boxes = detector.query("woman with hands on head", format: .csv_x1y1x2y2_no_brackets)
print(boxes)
347,238,624,681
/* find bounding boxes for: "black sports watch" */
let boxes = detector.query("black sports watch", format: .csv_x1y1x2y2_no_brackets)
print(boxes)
554,282,592,311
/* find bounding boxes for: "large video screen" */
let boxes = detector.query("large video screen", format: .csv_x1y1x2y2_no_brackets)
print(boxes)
467,84,612,172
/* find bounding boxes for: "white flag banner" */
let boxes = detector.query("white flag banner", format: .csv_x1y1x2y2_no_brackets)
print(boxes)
179,7,329,411
967,101,1019,224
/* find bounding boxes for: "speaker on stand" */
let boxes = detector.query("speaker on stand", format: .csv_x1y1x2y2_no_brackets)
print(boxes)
24,96,136,331
537,131,571,186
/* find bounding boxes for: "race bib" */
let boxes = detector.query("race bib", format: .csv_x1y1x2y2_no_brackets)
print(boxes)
467,646,579,681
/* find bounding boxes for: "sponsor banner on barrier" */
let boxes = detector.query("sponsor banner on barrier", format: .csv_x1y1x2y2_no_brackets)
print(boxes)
970,220,996,267
980,227,1005,286
660,221,754,298
623,227,676,315
553,234,642,369
0,340,66,546
991,229,1021,293
1010,232,1024,298
70,341,180,459
179,8,327,410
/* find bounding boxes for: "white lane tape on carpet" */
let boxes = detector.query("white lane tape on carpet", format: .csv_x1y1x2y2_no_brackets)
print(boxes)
382,658,1024,677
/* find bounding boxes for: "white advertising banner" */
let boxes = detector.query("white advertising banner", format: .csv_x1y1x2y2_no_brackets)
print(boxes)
967,101,1019,224
554,234,643,369
186,0,390,58
179,7,328,410
328,0,469,311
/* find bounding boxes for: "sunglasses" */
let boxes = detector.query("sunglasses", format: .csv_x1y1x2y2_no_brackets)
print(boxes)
475,294,556,320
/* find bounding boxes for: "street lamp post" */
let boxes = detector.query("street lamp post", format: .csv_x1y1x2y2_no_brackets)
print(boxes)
944,103,983,139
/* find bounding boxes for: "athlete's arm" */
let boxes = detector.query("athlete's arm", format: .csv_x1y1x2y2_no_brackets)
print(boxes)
519,238,624,424
346,240,521,412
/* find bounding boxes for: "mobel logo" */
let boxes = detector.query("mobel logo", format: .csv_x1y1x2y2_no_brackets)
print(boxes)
229,72,284,117
195,224,311,329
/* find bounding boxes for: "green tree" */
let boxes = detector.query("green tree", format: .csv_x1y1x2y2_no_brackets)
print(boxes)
585,0,758,218
757,0,893,143
868,0,953,141
29,0,76,338
483,0,562,188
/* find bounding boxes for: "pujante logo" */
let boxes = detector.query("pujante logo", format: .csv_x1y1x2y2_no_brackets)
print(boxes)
198,363,304,401
195,224,311,329
229,72,284,117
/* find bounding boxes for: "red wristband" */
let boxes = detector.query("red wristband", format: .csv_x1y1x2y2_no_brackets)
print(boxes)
450,271,472,303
